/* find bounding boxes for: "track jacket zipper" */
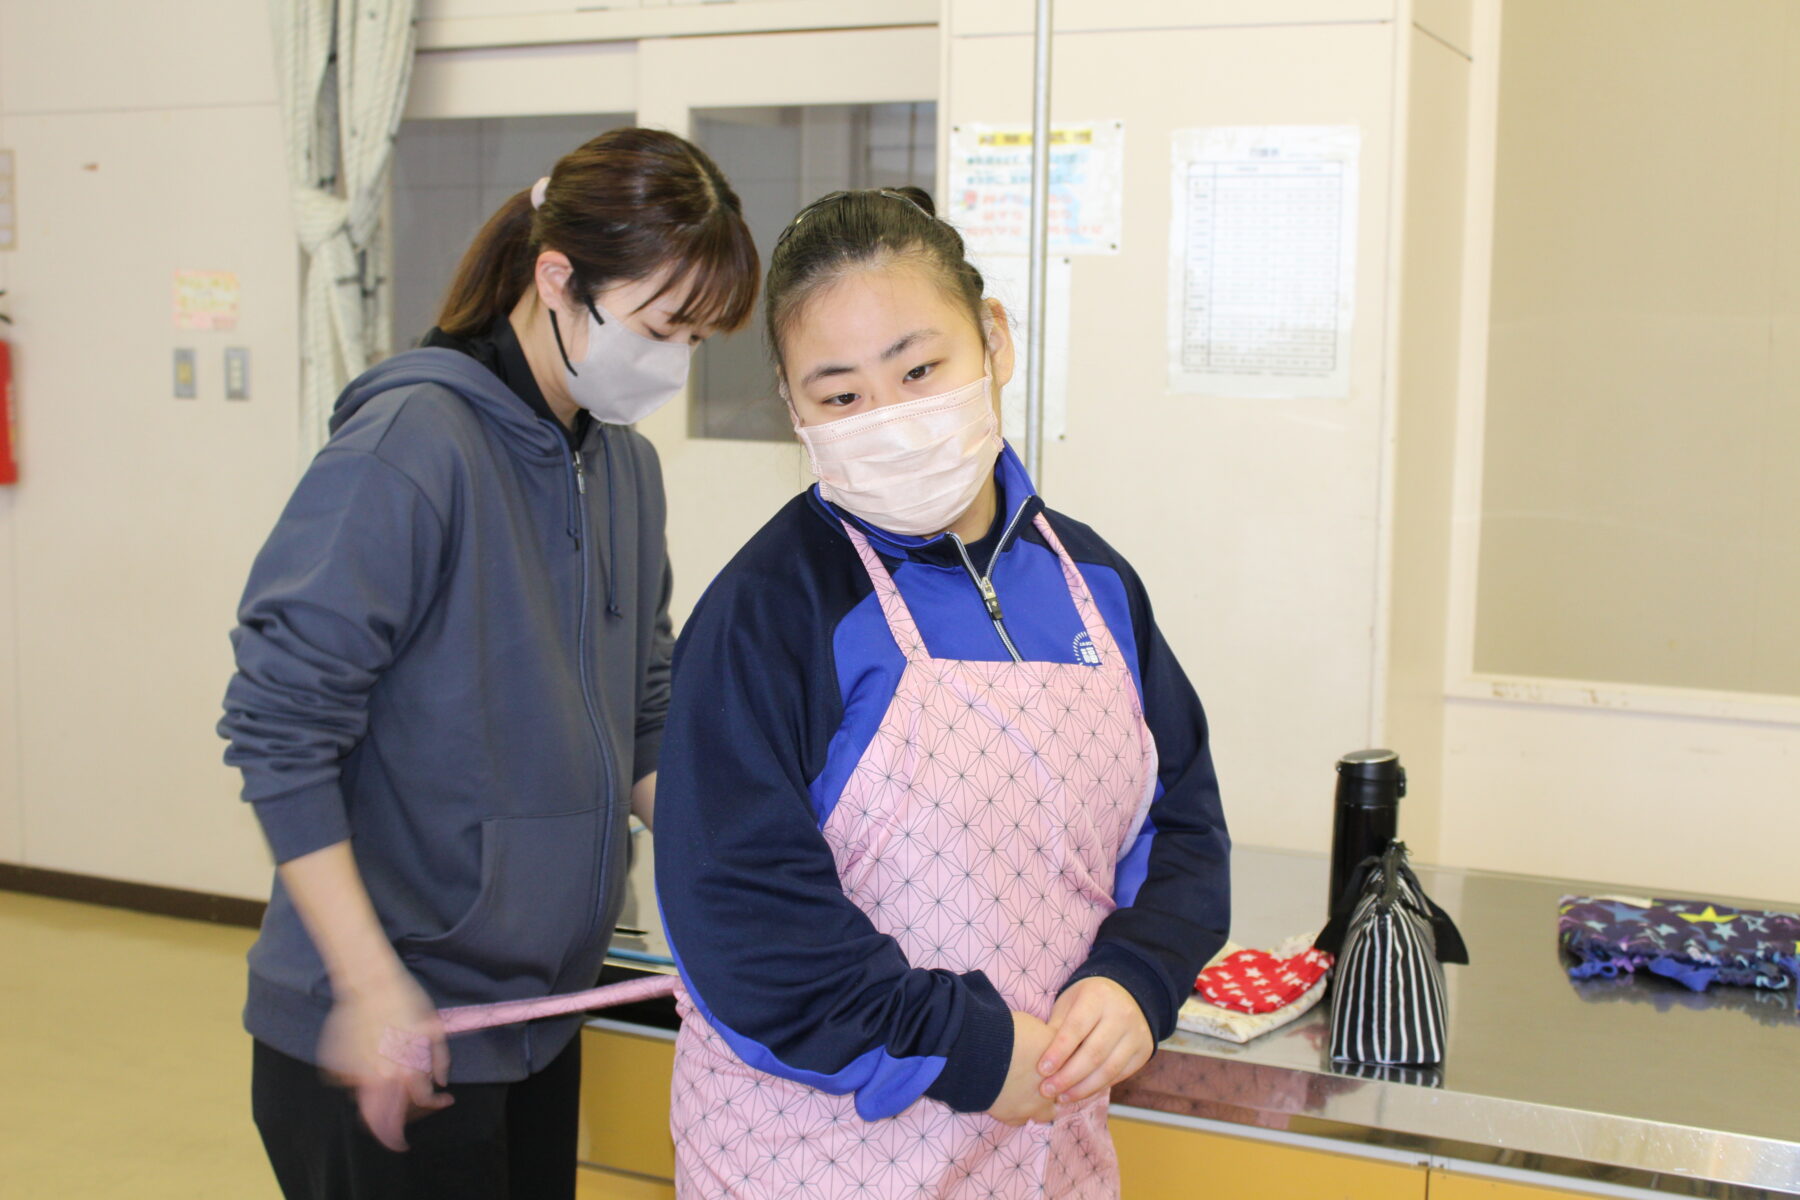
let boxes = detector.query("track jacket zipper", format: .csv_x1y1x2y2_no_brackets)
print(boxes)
947,500,1033,665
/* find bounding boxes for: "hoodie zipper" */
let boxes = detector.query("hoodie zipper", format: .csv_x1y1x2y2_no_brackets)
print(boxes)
569,448,618,995
565,450,586,548
947,500,1033,665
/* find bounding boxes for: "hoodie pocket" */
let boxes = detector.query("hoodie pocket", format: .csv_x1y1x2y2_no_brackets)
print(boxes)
397,809,600,981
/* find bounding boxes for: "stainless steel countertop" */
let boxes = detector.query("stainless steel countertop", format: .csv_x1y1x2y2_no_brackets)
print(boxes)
1115,847,1800,1195
607,833,1800,1193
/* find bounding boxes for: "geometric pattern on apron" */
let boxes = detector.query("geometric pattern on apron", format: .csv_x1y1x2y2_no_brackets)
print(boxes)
672,514,1158,1198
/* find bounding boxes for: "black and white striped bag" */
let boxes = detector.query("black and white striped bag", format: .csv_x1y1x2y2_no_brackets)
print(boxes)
1316,842,1468,1067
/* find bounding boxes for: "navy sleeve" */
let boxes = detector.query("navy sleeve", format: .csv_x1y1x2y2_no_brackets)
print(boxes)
633,555,674,783
1061,549,1231,1041
218,447,448,863
655,536,1015,1120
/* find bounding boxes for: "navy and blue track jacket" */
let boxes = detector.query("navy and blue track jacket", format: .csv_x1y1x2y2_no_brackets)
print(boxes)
655,445,1230,1120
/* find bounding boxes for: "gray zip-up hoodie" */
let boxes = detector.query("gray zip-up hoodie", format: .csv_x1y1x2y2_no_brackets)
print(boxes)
220,348,672,1082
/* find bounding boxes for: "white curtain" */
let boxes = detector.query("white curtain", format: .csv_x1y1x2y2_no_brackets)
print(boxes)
270,0,419,458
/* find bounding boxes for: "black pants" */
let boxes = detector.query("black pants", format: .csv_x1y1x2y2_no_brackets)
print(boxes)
252,1036,582,1200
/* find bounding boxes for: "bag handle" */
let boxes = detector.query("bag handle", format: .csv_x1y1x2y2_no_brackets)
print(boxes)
1314,841,1470,964
1315,853,1382,956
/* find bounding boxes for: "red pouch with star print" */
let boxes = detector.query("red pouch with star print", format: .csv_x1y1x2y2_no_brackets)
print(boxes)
1197,946,1335,1014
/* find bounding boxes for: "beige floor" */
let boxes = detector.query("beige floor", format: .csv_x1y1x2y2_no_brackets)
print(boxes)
0,891,666,1198
1,889,277,1198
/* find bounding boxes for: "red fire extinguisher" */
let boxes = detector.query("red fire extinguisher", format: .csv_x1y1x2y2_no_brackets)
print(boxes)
0,295,15,485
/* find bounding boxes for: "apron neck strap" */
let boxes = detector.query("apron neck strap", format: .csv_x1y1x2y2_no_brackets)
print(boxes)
840,520,930,663
839,513,1129,670
1029,513,1129,668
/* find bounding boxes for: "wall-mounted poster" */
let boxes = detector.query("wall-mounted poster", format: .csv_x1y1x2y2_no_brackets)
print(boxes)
1167,126,1360,399
949,121,1124,256
173,269,240,332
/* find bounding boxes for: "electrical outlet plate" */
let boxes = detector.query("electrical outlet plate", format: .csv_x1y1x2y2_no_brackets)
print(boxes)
174,348,197,399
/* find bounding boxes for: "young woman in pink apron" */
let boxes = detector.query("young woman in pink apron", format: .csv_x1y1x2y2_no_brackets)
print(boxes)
655,187,1231,1198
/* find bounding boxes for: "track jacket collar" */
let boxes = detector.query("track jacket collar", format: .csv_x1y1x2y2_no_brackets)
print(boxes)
807,441,1043,568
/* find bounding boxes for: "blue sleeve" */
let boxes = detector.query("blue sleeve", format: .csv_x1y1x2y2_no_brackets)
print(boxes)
633,555,674,783
218,447,448,863
1061,552,1231,1040
654,550,1015,1120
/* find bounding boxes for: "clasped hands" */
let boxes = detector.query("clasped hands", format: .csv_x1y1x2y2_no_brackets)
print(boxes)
329,970,1150,1145
987,976,1153,1126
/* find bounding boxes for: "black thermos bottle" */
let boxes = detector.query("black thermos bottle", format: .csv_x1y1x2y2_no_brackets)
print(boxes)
1328,749,1405,921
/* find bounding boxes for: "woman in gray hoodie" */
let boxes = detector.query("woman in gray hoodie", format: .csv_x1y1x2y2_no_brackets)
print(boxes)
220,127,757,1199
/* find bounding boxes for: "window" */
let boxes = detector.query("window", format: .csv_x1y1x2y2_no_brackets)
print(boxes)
690,103,937,442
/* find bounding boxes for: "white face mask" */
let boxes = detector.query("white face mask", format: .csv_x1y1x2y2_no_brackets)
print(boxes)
549,298,692,425
793,373,1002,537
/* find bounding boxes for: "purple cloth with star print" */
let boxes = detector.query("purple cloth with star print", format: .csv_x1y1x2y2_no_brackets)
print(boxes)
1558,895,1800,1009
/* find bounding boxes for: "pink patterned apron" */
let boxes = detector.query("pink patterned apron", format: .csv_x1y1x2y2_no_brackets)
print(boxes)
670,515,1159,1199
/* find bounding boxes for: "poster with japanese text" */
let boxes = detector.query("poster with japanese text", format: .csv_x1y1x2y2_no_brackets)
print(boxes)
948,121,1124,257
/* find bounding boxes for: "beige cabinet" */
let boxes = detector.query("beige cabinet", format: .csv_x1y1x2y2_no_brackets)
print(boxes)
1112,1116,1428,1200
577,1026,1433,1197
578,1026,678,1192
1427,1170,1619,1200
575,1027,1623,1200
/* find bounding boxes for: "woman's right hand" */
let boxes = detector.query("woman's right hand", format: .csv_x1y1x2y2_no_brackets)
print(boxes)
317,962,453,1151
987,1011,1058,1126
277,842,455,1151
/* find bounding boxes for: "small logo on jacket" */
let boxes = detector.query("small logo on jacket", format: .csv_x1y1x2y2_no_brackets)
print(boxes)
1073,632,1102,666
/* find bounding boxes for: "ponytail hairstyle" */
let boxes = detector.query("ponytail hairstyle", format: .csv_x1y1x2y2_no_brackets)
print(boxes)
437,127,759,337
764,187,988,374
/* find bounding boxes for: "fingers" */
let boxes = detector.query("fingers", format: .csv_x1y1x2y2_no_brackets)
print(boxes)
1058,1040,1149,1103
1042,1027,1113,1099
1046,987,1078,1033
358,1079,414,1152
1037,997,1099,1081
402,1064,443,1112
350,1066,452,1153
428,1028,451,1090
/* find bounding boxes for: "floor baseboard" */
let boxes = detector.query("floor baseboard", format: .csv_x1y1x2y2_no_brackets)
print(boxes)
0,862,266,928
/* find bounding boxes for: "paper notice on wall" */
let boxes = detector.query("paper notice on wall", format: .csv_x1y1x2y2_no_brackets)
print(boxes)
1167,126,1359,398
970,253,1072,445
173,269,240,331
949,121,1123,256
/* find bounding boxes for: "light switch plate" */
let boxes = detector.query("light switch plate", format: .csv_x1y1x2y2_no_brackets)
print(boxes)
225,347,250,400
174,348,197,399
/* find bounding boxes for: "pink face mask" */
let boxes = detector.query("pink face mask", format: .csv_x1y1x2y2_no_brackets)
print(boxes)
793,373,1002,537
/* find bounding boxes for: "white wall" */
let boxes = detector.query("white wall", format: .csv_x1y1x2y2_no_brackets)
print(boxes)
0,37,15,864
0,0,299,898
0,12,943,900
1439,699,1800,902
946,2,1403,857
1473,0,1800,698
1380,11,1474,864
1431,0,1800,906
3,0,1794,909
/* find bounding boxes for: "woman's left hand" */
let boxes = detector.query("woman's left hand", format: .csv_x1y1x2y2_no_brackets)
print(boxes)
1037,977,1154,1103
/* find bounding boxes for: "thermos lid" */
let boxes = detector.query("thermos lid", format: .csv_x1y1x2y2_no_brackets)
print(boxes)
1336,749,1406,794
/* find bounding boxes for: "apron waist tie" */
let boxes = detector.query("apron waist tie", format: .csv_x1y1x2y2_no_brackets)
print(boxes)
379,974,679,1073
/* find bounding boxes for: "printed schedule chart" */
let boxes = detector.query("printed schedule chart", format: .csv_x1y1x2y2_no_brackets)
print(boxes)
1168,127,1359,398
